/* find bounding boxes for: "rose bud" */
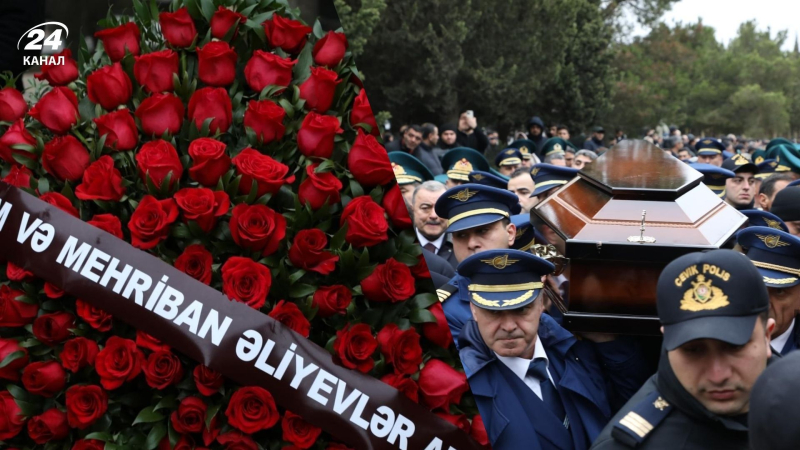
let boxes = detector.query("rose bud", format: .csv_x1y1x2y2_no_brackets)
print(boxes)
6,262,34,282
298,164,342,210
297,111,343,159
0,119,35,165
175,244,214,285
74,155,126,202
143,350,184,389
34,48,79,86
380,373,419,402
263,14,312,54
347,129,393,186
171,396,207,434
28,86,79,134
418,359,469,410
41,135,90,182
229,203,286,256
299,66,341,113
269,300,311,337
470,414,490,447
333,323,377,373
94,108,139,151
281,410,322,449
60,337,100,373
211,6,246,39
244,50,296,93
134,49,179,93
76,300,113,332
128,195,178,250
174,187,230,232
65,385,108,429
231,147,295,197
0,285,38,328
44,282,64,299
0,391,26,440
135,92,185,137
22,361,67,397
32,312,75,346
87,63,133,110
288,229,338,275
73,439,106,450
135,330,170,353
225,386,279,433
193,364,223,396
87,213,124,239
422,303,453,349
197,41,237,87
350,89,379,135
188,87,232,134
243,99,285,143
159,7,197,48
340,195,389,247
361,258,416,303
312,285,351,318
0,87,27,122
313,31,348,67
188,137,231,187
2,165,33,189
95,336,145,390
136,139,183,190
95,22,140,61
39,192,79,218
0,339,28,381
378,324,423,375
221,256,272,310
382,184,413,229
217,431,258,449
27,408,69,444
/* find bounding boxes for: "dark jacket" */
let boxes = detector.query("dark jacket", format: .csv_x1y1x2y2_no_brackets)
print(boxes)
459,317,650,450
583,137,603,152
421,248,455,289
436,240,458,270
526,116,548,156
456,128,489,153
775,316,800,355
385,140,444,175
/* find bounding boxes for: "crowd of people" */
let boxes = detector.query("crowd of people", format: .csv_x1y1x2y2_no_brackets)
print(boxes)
383,110,800,450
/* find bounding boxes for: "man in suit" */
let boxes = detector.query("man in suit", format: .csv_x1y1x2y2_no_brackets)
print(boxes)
412,181,457,270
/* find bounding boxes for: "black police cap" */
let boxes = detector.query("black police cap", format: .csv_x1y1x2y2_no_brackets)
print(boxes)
749,352,800,450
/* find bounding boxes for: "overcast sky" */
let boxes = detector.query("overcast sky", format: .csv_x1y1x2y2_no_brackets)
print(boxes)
629,0,800,50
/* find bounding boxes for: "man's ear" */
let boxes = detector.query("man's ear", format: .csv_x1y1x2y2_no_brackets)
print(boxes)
507,223,517,246
660,326,664,335
756,193,768,209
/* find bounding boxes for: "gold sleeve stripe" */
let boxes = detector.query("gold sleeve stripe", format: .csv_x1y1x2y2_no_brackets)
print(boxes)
436,289,452,302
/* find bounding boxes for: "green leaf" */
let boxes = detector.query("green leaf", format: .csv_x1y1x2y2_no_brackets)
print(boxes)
133,405,166,425
205,403,221,429
145,422,167,450
330,222,348,250
289,283,316,298
0,351,25,368
37,177,49,194
153,396,177,411
84,431,113,442
288,269,306,284
313,19,324,39
409,309,437,324
292,42,314,82
410,293,438,310
199,0,215,22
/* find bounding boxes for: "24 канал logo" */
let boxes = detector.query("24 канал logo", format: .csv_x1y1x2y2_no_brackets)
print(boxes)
17,22,69,66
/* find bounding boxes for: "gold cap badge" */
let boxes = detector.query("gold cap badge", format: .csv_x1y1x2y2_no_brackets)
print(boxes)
471,173,485,181
756,234,789,248
392,162,406,176
764,219,784,230
505,149,516,155
531,167,540,177
481,254,519,269
680,275,729,312
449,188,478,202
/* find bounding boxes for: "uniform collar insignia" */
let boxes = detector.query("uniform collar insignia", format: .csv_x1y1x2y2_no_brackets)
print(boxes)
680,275,729,312
449,188,478,202
653,397,669,411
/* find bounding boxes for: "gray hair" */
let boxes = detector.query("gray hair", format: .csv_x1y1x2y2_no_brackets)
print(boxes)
575,150,598,161
412,180,446,205
544,153,565,164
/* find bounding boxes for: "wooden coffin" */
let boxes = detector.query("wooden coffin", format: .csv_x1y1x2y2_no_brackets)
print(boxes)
532,140,746,335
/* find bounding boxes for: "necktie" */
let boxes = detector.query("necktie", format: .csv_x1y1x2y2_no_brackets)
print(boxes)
423,243,437,253
528,357,567,426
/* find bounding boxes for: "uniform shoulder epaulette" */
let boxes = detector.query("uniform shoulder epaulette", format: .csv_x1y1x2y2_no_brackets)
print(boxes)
611,391,673,447
436,283,458,303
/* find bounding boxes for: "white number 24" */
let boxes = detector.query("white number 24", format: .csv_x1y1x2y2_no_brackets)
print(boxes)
24,28,63,51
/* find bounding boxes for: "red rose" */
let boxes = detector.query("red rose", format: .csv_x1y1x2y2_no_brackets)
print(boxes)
188,87,232,134
298,164,342,210
221,256,272,309
188,138,231,186
95,22,140,61
95,336,144,390
6,262,34,281
333,323,377,373
229,203,286,256
232,147,295,197
299,66,341,113
22,361,66,397
171,396,207,433
193,364,223,396
263,15,311,53
73,439,106,450
134,49,179,93
377,323,423,374
39,192,79,218
87,213,124,239
380,373,419,403
136,331,170,353
423,303,453,349
136,92,185,137
226,386,279,433
93,109,139,151
76,300,112,332
0,87,27,122
410,253,431,279
128,195,179,250
136,139,184,190
2,165,33,188
74,155,126,202
0,391,25,440
44,282,64,299
418,359,469,410
217,431,258,450
288,229,338,275
268,300,311,338
340,196,389,247
34,49,79,86
197,41,237,87
87,63,132,110
0,119,36,165
350,89,379,135
281,411,321,449
42,135,90,182
65,384,108,429
60,337,99,373
0,285,38,327
0,339,28,381
159,7,197,47
175,244,214,285
297,111,343,158
28,86,79,134
312,285,351,318
435,412,470,434
143,350,184,389
32,312,75,346
27,408,69,444
347,129,393,186
313,31,348,67
211,6,246,39
470,414,490,447
244,51,296,93
243,99,285,143
382,184,413,229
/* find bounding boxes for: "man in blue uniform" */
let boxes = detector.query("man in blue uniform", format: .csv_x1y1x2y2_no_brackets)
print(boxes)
694,138,726,167
495,148,523,177
529,164,580,206
457,249,649,450
688,163,734,198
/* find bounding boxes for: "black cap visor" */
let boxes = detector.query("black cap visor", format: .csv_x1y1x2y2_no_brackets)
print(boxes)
663,314,759,351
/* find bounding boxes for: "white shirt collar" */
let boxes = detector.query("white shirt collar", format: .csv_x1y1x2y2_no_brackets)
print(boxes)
415,229,445,252
494,337,549,380
772,318,795,353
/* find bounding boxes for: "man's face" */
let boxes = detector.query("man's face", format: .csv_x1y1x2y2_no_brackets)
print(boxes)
549,126,557,136
786,221,800,237
451,220,515,262
488,132,499,147
593,132,604,141
756,179,790,211
668,317,774,416
441,130,457,145
413,189,446,241
507,174,537,213
558,129,570,140
550,157,566,167
470,293,545,358
564,151,575,167
725,172,756,207
678,150,692,161
445,178,464,189
426,127,439,145
403,128,422,151
573,155,593,170
530,125,543,137
399,182,419,204
498,164,518,177
520,159,532,168
697,154,723,167
767,284,800,338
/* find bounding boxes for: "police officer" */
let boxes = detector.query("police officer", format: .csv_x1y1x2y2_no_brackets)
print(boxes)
770,186,800,236
738,227,800,355
695,138,726,167
495,148,523,177
389,151,434,204
457,249,649,450
591,249,777,450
